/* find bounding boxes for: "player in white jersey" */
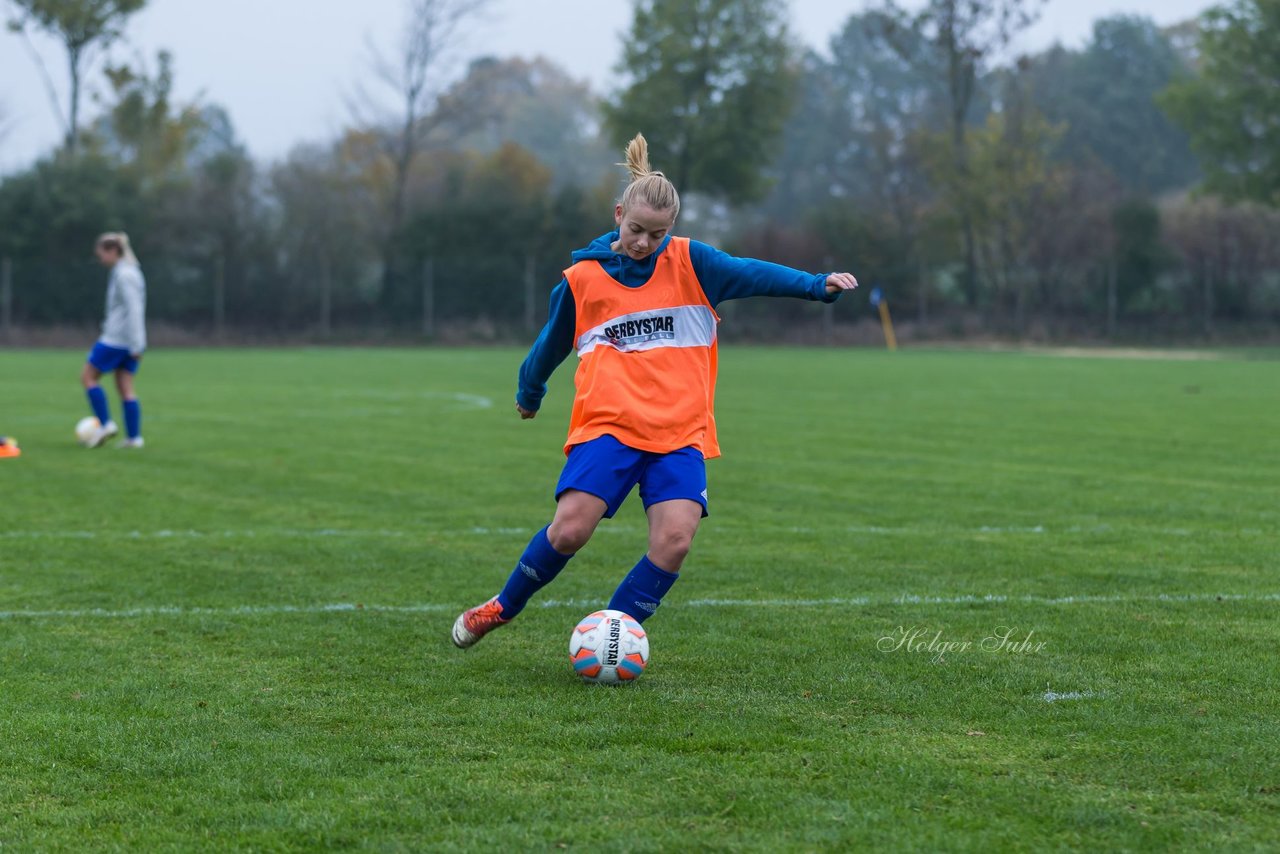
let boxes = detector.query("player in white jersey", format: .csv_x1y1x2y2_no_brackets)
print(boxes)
80,233,147,449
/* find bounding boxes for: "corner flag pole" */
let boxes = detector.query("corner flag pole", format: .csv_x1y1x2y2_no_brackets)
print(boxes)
870,287,897,351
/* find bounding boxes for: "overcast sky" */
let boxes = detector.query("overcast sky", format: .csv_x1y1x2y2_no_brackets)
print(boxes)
0,0,1215,174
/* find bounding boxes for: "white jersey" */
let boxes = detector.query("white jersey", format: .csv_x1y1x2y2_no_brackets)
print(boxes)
99,260,147,354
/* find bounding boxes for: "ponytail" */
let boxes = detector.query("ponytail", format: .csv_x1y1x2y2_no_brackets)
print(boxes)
618,133,680,219
96,232,140,266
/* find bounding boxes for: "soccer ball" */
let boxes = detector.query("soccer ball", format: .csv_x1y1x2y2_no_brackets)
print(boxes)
569,609,650,685
75,416,100,446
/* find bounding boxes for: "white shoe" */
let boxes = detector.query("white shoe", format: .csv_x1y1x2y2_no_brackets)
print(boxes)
86,420,119,448
117,437,145,449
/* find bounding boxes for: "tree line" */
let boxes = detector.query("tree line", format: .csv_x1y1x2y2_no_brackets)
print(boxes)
1,0,1278,342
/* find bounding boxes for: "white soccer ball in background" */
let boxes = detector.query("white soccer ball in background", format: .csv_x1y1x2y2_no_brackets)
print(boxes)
569,609,650,685
75,416,101,446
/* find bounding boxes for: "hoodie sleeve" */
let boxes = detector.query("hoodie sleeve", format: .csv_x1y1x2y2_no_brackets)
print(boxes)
102,264,147,355
121,266,147,355
516,277,577,412
689,240,836,307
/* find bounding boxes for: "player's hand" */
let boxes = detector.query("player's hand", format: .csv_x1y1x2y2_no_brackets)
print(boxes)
826,272,859,295
516,403,537,420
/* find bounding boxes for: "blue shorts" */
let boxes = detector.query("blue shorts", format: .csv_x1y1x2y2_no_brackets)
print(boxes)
557,434,708,519
87,342,139,374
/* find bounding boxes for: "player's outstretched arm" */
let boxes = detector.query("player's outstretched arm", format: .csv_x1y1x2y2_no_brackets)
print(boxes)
689,241,857,306
515,278,577,420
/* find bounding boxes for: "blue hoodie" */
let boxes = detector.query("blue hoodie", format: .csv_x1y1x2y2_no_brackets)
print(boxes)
516,230,839,412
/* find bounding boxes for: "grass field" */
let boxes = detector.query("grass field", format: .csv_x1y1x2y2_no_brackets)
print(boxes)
2,346,1278,851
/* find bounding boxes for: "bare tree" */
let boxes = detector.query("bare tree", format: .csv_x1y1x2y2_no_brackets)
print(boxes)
7,0,147,153
351,0,491,309
876,0,1044,307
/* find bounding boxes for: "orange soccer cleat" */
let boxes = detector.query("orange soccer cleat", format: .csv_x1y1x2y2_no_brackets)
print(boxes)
0,437,20,458
450,596,510,649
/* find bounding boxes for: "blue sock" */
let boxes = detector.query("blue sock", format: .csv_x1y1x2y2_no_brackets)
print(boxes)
86,386,111,425
608,555,679,623
123,399,141,439
495,527,573,619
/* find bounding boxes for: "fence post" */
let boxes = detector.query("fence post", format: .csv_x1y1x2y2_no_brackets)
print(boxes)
213,254,226,341
422,258,435,338
822,255,835,343
524,254,537,332
916,259,928,327
1203,267,1214,338
320,256,332,337
1,257,11,343
1106,261,1117,339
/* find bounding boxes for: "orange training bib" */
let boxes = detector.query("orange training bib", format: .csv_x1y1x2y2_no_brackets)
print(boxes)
564,237,721,459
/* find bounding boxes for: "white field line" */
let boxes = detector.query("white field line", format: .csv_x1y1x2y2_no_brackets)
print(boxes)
0,603,452,620
680,592,1280,607
1,524,1269,541
0,526,637,540
1044,690,1100,703
0,528,414,541
3,591,1277,622
790,524,1270,537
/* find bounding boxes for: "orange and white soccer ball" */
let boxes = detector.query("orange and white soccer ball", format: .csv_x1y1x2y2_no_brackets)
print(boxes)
75,416,101,446
569,609,649,685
